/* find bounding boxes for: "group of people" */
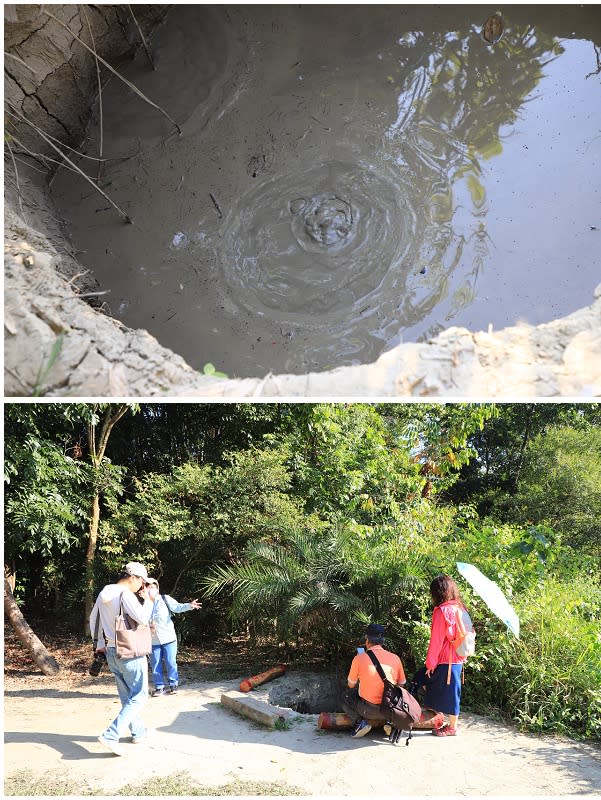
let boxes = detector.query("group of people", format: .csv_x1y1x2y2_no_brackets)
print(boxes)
89,561,201,756
90,565,466,755
343,574,468,739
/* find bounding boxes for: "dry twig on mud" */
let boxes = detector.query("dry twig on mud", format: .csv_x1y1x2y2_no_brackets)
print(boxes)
12,123,128,166
127,4,156,70
10,132,90,178
6,105,133,224
4,51,38,73
81,5,104,182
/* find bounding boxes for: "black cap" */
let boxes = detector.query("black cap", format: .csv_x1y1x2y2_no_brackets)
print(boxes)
365,623,385,638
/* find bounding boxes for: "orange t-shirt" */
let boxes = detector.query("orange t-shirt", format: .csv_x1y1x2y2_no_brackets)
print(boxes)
347,645,406,705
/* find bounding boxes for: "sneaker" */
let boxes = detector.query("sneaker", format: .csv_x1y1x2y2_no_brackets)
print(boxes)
97,735,124,756
383,723,392,737
432,724,457,737
151,687,166,697
351,719,372,738
168,685,178,694
131,728,155,744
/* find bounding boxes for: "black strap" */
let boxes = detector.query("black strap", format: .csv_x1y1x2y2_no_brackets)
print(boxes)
366,648,388,683
91,598,105,650
367,648,413,744
161,593,173,618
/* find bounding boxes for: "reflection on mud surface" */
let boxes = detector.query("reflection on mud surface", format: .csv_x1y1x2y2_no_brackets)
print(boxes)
51,5,601,377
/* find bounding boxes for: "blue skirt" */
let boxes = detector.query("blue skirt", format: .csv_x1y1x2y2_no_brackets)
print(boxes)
414,664,462,715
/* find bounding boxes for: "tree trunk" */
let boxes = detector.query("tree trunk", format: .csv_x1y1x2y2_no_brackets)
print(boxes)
84,491,101,633
83,403,131,632
4,575,61,676
513,404,535,491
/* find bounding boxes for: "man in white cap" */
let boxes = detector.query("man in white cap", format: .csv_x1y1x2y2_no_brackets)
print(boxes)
89,562,153,755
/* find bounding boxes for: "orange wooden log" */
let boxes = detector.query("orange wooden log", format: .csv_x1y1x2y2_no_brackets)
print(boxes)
239,664,287,692
413,708,445,729
316,712,353,730
317,712,384,731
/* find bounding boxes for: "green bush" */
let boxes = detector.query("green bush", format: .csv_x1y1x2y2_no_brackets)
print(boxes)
462,577,601,739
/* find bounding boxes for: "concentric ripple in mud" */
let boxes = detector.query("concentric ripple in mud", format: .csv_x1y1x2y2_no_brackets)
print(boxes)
220,161,417,326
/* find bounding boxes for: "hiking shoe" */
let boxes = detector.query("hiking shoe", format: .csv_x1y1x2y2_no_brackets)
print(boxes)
151,687,166,697
432,724,457,737
168,685,178,694
351,720,372,738
97,735,124,756
383,724,392,737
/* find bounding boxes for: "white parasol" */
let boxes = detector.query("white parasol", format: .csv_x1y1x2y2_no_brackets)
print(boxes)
456,561,520,638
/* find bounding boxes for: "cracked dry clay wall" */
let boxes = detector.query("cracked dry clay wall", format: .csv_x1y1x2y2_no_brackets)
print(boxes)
4,6,601,397
4,4,168,289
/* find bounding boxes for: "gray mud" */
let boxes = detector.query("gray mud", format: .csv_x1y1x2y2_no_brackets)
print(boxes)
51,5,601,379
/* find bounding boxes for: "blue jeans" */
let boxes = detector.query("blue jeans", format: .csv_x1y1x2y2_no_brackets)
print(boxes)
103,647,148,741
151,640,179,689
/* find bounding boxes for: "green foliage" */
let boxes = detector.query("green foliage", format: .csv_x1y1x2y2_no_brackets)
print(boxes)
100,447,312,635
202,362,228,379
202,524,356,646
5,401,600,741
4,433,89,560
450,403,600,513
201,501,454,658
282,403,423,518
32,332,65,397
463,577,601,739
509,426,601,556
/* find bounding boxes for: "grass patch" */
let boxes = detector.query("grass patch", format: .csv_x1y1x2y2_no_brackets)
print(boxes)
118,772,304,795
4,769,304,797
4,769,99,796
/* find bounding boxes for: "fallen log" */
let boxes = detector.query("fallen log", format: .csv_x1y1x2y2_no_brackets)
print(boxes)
239,663,287,692
317,708,444,731
317,712,353,730
413,708,445,730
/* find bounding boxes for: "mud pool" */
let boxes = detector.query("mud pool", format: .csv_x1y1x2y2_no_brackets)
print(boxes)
51,5,601,378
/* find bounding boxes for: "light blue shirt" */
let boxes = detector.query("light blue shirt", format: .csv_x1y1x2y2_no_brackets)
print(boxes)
150,594,194,645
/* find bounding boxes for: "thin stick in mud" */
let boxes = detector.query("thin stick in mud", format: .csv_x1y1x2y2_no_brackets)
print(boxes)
209,193,223,219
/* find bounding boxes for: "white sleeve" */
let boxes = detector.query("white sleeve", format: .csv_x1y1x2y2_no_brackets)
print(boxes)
121,590,153,625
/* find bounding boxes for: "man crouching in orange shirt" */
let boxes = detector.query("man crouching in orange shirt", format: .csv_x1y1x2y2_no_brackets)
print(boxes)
342,623,406,739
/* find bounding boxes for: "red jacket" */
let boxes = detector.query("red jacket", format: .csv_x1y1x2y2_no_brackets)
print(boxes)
425,600,467,671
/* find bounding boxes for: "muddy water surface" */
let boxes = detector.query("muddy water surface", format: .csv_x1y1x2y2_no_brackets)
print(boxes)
52,5,601,378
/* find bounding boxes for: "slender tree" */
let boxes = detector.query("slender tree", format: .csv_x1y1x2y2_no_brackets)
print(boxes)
83,403,136,630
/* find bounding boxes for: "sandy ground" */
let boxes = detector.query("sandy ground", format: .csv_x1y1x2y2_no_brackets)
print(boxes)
4,671,601,796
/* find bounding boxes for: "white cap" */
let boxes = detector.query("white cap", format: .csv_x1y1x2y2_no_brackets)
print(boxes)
124,561,148,580
147,577,159,587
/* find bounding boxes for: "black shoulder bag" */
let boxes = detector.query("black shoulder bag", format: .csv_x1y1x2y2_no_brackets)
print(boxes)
366,649,422,745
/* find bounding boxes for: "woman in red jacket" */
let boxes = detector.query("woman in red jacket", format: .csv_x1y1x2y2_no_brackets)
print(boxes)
416,574,467,737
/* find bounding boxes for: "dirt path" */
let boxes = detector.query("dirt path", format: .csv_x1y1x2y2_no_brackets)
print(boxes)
4,670,601,796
